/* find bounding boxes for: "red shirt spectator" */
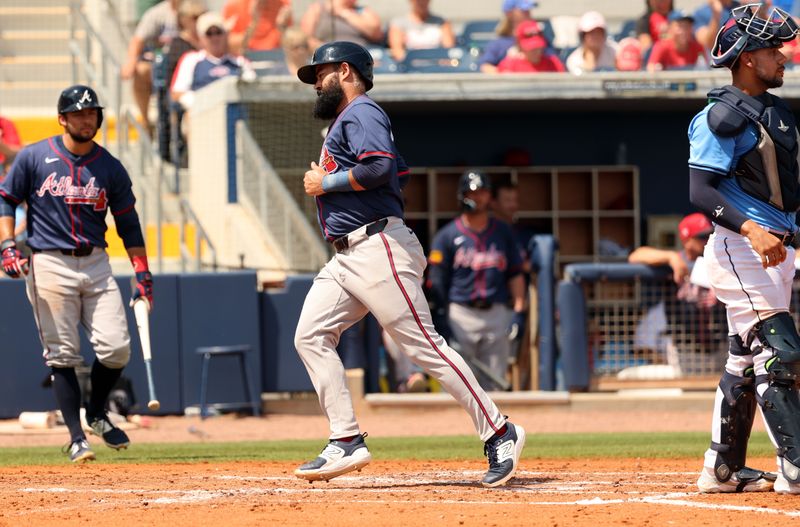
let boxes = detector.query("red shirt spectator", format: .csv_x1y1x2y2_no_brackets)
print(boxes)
616,37,644,71
635,0,673,50
497,20,565,73
222,0,292,53
0,116,22,169
647,10,708,71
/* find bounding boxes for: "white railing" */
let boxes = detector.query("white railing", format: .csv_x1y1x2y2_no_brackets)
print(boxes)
67,0,217,274
235,121,329,272
179,199,217,272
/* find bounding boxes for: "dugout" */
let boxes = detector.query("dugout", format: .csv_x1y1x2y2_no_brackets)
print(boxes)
189,70,800,265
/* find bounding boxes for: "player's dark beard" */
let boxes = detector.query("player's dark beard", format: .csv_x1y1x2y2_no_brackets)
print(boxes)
313,79,345,120
65,123,96,144
756,67,784,89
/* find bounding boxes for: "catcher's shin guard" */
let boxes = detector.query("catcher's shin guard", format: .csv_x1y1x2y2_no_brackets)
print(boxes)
711,336,757,483
754,313,800,483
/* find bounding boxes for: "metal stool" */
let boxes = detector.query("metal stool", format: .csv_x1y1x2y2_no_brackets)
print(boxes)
196,345,260,419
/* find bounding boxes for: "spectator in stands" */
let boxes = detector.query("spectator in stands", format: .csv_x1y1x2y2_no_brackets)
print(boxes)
566,11,618,74
387,0,455,62
635,0,673,52
222,0,293,54
122,0,181,134
165,0,207,89
693,0,741,51
497,20,565,73
647,10,708,71
280,26,312,76
478,0,536,73
628,213,714,296
0,115,22,177
616,36,644,71
300,0,383,50
170,11,255,111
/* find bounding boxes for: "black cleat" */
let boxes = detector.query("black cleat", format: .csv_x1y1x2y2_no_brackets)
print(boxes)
482,422,526,488
88,415,130,450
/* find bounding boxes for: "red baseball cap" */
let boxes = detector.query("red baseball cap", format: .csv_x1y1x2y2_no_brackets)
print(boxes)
678,213,713,242
516,20,547,51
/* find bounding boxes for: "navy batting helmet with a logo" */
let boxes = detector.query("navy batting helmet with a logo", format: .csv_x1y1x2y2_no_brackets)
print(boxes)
58,85,104,127
297,41,375,91
711,3,798,68
458,170,492,212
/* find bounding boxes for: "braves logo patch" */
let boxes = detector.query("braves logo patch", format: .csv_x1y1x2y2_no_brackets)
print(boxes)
36,173,108,211
319,146,339,174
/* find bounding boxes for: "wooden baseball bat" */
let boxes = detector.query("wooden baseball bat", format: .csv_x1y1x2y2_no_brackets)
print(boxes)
133,298,160,411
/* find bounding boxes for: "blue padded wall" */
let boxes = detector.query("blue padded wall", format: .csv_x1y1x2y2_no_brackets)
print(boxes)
179,272,261,410
0,280,55,417
260,274,315,392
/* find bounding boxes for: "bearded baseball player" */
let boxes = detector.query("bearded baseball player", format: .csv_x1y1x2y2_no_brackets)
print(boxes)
293,41,525,487
428,170,526,390
0,85,153,463
688,4,800,493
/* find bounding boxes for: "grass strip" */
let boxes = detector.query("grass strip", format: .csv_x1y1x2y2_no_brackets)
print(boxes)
0,431,775,467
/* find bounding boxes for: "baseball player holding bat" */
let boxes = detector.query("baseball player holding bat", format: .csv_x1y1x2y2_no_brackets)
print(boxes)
293,41,525,487
0,85,153,463
689,4,800,493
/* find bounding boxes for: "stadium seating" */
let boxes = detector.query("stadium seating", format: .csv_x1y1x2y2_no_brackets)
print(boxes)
400,47,479,73
614,19,638,42
457,19,500,50
367,46,401,74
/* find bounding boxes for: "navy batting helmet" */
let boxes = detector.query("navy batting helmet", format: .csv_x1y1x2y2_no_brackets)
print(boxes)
297,41,374,91
711,3,798,68
458,170,492,212
58,85,104,127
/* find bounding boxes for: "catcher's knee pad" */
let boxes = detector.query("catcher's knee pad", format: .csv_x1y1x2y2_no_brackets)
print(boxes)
711,350,757,483
754,312,800,483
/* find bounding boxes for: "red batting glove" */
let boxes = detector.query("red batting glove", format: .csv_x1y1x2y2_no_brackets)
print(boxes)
1,239,28,278
130,254,153,306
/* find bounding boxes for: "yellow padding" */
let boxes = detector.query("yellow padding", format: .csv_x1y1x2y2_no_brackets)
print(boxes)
106,223,199,259
13,116,139,146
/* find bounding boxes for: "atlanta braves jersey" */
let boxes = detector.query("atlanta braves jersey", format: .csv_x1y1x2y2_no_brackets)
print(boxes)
314,95,409,240
0,136,137,250
429,217,523,305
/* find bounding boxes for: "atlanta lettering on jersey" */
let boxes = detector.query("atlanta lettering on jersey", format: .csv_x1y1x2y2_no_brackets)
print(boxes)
453,244,508,271
36,173,108,211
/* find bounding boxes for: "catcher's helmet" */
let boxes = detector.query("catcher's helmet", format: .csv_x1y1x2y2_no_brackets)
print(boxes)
297,41,374,91
458,170,492,212
711,3,798,68
58,85,104,127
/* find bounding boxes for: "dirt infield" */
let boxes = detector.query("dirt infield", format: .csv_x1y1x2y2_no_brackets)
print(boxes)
0,402,791,526
1,458,797,527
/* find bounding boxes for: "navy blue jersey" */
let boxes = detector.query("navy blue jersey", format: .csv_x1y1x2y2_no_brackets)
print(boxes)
429,217,523,305
0,136,137,250
315,95,409,240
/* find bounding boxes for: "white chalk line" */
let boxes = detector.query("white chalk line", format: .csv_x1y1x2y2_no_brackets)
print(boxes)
11,471,800,519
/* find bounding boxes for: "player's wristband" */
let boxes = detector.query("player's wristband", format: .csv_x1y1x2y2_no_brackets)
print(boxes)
0,239,15,251
130,254,149,274
321,170,352,193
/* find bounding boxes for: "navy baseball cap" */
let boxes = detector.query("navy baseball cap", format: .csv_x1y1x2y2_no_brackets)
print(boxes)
503,0,536,13
668,9,695,23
